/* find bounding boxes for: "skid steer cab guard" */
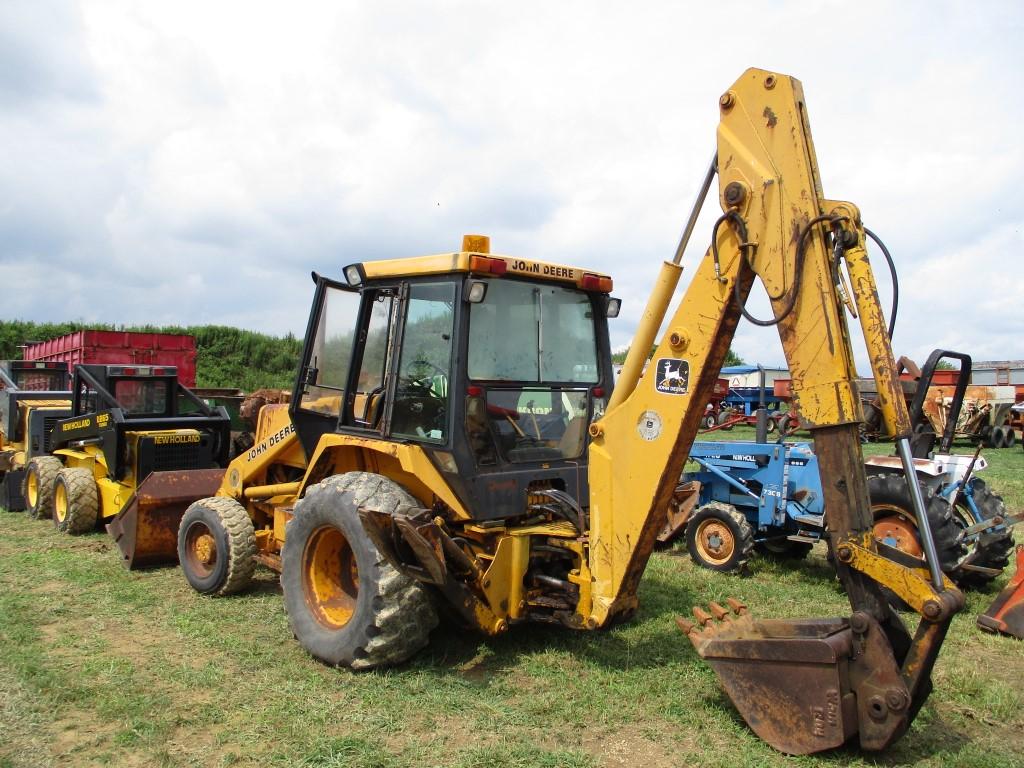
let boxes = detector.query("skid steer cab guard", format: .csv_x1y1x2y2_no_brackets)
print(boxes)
43,364,231,567
0,360,72,510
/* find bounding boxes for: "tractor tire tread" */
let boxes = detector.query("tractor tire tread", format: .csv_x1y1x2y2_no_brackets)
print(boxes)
951,479,1014,590
23,456,63,520
205,496,257,595
55,468,99,535
867,473,962,574
685,501,755,573
285,472,438,669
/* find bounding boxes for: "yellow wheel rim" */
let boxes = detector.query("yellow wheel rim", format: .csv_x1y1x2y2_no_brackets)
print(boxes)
54,481,68,523
183,521,218,578
26,471,38,508
695,518,735,566
302,526,359,629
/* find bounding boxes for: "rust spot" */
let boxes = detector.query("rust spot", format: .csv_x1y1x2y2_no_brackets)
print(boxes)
763,107,778,128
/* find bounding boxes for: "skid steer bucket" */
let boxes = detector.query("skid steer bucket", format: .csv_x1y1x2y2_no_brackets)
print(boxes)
978,546,1024,639
679,600,914,755
106,469,226,569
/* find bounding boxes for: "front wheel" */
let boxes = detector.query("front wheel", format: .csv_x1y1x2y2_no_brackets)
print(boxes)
178,497,257,595
53,468,98,534
281,472,438,669
685,502,754,573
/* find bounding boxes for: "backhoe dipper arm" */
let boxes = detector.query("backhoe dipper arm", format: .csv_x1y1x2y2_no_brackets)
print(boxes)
586,68,962,754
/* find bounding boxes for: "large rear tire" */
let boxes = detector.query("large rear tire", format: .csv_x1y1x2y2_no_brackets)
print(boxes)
53,468,99,535
281,472,438,669
949,479,1014,589
23,456,63,520
178,496,257,595
867,473,962,575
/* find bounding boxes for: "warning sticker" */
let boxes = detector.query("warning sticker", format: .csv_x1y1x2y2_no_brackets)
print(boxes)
637,410,662,441
655,358,689,395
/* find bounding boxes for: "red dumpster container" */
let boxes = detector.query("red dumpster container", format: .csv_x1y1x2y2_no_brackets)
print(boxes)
22,331,197,387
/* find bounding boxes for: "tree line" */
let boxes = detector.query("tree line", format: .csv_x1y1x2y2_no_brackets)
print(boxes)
0,321,301,391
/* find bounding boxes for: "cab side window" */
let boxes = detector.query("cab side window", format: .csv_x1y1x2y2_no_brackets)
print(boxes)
391,283,455,443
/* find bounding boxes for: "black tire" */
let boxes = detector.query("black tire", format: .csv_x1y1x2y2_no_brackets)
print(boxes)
53,468,99,535
867,473,962,574
281,472,438,669
716,410,735,431
702,414,716,430
949,478,1014,590
764,416,777,434
178,496,257,595
756,538,814,559
685,502,754,573
987,426,1005,449
1004,428,1016,448
23,456,63,520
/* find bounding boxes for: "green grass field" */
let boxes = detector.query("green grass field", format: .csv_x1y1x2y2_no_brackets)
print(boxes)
1,429,1021,767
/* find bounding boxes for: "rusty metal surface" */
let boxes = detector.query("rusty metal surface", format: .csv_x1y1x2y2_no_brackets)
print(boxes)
657,481,700,543
680,599,858,754
106,469,225,569
680,600,915,754
978,545,1024,638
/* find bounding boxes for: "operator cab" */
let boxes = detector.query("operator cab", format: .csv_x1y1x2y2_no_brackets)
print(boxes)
0,360,71,392
291,236,619,521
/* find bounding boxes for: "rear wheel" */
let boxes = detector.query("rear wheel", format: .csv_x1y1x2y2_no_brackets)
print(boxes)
53,468,99,534
1004,428,1016,448
867,473,962,575
949,479,1014,589
23,457,63,520
281,472,438,669
988,426,1006,449
756,538,814,559
685,502,754,573
178,497,257,595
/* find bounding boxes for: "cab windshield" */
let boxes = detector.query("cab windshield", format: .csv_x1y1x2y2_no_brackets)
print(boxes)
468,280,598,383
467,280,600,463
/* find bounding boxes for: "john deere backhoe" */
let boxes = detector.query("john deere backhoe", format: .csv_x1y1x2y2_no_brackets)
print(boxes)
115,68,964,755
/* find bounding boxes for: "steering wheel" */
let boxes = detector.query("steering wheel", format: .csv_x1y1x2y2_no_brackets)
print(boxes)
401,360,448,396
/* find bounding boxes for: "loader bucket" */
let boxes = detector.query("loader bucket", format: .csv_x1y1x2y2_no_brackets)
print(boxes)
106,469,226,569
978,545,1024,639
679,600,912,755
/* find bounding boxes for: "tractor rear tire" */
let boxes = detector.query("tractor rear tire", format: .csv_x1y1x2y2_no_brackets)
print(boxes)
23,457,64,520
867,473,962,575
685,502,754,573
988,426,1006,449
178,497,257,595
950,479,1014,590
281,472,438,669
756,539,814,560
1004,428,1017,448
53,468,99,535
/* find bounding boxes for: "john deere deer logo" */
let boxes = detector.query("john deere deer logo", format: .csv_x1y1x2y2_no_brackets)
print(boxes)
656,358,689,395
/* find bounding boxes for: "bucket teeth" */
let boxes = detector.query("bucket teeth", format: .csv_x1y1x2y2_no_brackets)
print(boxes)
678,598,751,640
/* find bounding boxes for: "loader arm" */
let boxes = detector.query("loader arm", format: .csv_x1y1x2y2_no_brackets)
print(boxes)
586,68,962,753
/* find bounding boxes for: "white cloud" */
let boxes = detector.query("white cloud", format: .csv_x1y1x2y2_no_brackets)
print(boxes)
0,0,1020,379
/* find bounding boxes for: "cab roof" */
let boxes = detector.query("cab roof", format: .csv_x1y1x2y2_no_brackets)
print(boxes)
350,235,613,293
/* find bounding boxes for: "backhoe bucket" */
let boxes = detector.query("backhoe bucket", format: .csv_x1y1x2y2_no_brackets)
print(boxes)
679,600,912,755
106,469,226,569
978,546,1024,639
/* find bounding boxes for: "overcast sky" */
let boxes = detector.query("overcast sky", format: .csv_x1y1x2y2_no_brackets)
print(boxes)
1,1,1021,371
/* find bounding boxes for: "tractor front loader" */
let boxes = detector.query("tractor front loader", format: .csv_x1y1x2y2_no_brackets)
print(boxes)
0,360,72,511
115,68,962,756
24,364,231,567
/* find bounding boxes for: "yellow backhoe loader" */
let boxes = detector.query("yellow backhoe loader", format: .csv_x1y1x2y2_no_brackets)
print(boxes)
116,68,964,755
